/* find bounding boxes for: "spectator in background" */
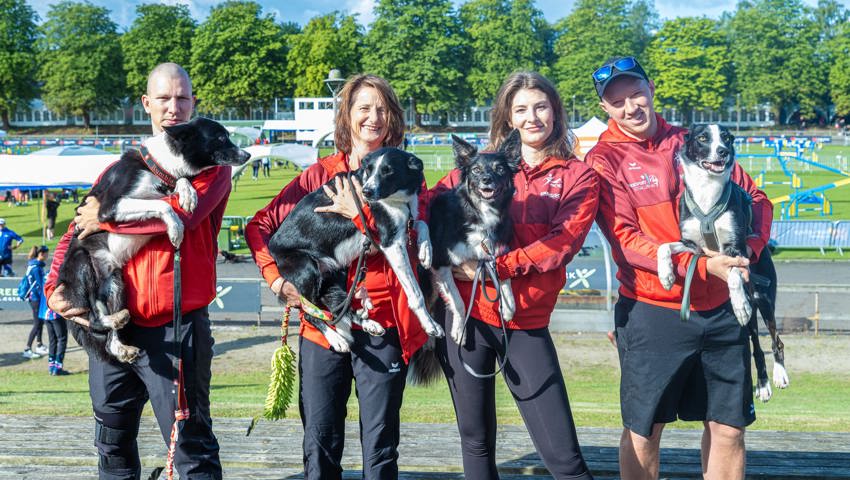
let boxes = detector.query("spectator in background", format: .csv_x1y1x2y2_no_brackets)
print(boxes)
45,192,60,240
252,158,261,180
22,245,49,359
0,218,23,277
262,157,271,177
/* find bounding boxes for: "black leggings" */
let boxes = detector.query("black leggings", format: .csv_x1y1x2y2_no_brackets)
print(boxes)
436,317,593,480
26,300,44,348
46,319,68,363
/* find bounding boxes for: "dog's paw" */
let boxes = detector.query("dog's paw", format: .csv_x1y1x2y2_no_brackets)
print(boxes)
450,322,466,347
166,219,185,248
325,330,352,353
773,363,790,388
658,264,675,291
102,309,130,329
361,319,386,336
414,220,432,269
422,317,445,338
754,378,773,403
418,239,432,270
732,297,752,326
175,178,198,213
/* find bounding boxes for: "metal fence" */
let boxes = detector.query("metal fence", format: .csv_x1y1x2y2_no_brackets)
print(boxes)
771,220,850,254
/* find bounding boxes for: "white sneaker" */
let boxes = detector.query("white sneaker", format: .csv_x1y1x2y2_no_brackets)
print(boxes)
22,348,41,359
34,344,49,355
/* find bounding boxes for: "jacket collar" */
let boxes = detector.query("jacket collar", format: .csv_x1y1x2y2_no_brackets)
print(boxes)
599,113,671,149
318,151,351,176
520,155,573,177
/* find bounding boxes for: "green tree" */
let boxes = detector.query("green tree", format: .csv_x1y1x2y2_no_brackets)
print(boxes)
285,12,362,97
0,0,39,130
647,17,731,122
121,4,196,98
729,0,827,123
362,0,468,125
551,0,657,121
37,1,125,129
828,22,850,116
190,1,288,117
459,0,553,104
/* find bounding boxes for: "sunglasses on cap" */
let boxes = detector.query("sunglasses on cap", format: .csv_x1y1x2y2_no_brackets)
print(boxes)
592,57,649,96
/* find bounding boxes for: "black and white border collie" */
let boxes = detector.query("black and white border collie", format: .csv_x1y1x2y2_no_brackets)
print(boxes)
268,147,444,352
426,131,521,345
657,123,788,401
58,117,250,363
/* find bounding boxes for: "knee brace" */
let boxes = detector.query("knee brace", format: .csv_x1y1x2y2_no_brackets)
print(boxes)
94,419,139,472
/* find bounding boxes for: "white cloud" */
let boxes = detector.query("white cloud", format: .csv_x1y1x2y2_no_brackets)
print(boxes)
347,0,376,26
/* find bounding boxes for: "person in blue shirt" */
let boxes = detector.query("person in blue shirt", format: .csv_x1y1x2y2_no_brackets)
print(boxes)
0,218,24,277
33,246,69,375
22,246,49,359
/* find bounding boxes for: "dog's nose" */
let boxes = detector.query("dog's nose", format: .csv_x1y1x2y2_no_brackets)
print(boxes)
717,146,729,158
361,187,375,199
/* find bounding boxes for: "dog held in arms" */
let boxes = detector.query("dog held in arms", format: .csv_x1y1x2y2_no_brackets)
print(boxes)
657,123,789,401
58,117,250,363
425,131,521,346
267,147,444,352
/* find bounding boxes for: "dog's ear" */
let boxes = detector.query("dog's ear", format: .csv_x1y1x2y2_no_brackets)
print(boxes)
500,129,522,170
163,121,195,139
452,135,477,168
407,152,423,171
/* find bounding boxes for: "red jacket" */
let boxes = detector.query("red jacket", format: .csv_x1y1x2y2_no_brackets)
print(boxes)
585,115,773,311
245,152,428,362
45,165,233,327
427,155,600,330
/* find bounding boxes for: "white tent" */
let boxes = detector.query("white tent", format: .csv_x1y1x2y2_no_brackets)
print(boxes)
571,117,608,159
243,143,319,169
226,126,262,146
0,148,120,189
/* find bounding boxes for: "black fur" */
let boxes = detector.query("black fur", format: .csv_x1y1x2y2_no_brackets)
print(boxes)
268,147,425,350
58,117,250,362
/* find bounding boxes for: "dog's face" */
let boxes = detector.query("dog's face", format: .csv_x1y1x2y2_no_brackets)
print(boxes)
682,124,735,177
164,117,251,168
358,148,425,202
452,129,521,202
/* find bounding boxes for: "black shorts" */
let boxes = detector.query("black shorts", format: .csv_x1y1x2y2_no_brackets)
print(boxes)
614,297,755,437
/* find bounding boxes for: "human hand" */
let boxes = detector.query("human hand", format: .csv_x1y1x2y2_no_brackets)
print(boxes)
313,176,366,219
48,284,90,320
705,252,749,283
451,259,478,281
74,197,102,240
271,277,302,307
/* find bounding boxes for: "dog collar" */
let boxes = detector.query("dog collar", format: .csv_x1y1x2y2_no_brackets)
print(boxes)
140,145,178,189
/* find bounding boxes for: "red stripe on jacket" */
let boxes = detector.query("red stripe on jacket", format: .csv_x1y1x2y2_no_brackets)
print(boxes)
245,151,428,362
45,165,232,327
585,114,773,311
425,156,600,330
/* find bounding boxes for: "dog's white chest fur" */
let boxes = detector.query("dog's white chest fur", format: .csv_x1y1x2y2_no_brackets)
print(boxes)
448,199,501,263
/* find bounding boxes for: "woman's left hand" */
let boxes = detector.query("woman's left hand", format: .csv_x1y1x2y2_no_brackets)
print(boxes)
74,197,102,239
314,176,366,219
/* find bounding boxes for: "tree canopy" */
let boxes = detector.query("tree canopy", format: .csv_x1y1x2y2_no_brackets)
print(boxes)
121,4,196,99
285,12,362,97
37,0,125,129
0,0,39,129
190,1,288,117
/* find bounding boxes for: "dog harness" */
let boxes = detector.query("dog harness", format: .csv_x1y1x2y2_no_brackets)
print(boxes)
679,182,753,321
140,145,178,189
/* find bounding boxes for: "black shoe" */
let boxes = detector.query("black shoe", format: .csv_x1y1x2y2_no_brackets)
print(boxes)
52,368,72,376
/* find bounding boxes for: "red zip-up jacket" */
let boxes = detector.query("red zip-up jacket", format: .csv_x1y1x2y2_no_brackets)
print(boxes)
245,152,428,362
44,165,233,327
427,155,600,330
585,114,773,311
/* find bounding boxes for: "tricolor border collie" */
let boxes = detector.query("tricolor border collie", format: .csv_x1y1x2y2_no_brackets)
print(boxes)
426,131,521,346
268,147,443,352
657,123,789,401
58,117,250,363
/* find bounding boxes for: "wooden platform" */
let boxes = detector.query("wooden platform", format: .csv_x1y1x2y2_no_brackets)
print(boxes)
1,415,849,479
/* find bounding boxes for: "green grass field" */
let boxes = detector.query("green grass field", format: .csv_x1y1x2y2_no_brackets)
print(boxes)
1,335,847,432
3,143,849,258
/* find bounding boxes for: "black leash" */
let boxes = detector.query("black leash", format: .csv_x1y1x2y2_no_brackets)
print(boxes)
164,249,188,479
458,242,511,379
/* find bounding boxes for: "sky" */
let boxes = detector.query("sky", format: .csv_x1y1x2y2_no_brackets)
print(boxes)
26,0,841,29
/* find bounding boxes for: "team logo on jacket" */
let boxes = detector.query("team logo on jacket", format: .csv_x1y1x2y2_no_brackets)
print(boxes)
541,173,563,199
388,361,401,373
627,161,641,170
628,173,659,191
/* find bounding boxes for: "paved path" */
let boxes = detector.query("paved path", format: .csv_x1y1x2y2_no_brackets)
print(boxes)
1,415,849,479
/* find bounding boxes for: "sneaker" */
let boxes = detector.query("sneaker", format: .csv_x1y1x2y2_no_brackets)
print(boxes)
52,368,71,376
22,348,41,359
34,344,49,355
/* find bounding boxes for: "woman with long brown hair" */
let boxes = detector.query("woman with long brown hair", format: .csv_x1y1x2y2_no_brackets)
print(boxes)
429,71,598,479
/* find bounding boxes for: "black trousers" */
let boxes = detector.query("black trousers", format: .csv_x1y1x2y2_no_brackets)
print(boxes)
26,299,44,347
88,308,221,480
46,318,67,363
298,328,407,480
436,316,593,480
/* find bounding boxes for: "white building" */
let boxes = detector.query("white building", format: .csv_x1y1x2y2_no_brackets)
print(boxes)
261,97,335,144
